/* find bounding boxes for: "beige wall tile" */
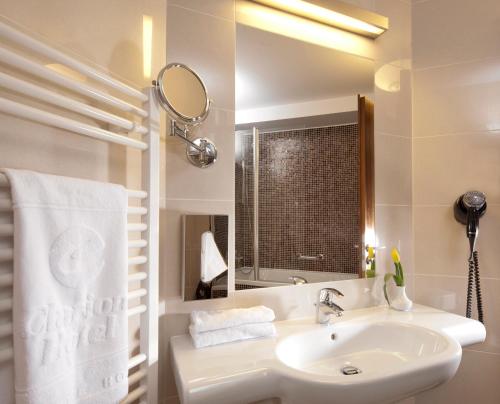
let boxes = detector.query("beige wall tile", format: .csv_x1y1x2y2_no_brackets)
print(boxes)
412,1,500,401
404,273,415,302
164,140,234,200
413,58,500,136
414,350,500,403
413,133,500,205
373,0,411,64
0,0,166,89
164,108,235,200
168,0,235,21
412,0,500,69
166,4,235,111
375,205,412,275
343,0,376,10
375,133,412,205
414,205,500,279
374,69,412,137
414,275,500,354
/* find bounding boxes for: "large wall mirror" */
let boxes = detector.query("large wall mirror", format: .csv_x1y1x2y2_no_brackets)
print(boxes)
234,0,375,290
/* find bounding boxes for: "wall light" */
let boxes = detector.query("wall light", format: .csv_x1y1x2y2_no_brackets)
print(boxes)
236,0,375,59
375,59,411,93
251,0,388,38
142,15,153,79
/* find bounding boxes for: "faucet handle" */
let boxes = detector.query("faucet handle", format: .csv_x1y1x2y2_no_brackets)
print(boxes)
289,276,307,285
319,288,344,302
316,288,344,324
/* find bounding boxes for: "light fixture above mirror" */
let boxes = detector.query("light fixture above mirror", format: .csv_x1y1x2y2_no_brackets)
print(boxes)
250,0,388,38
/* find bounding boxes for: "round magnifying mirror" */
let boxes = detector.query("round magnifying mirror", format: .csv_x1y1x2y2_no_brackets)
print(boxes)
155,63,210,125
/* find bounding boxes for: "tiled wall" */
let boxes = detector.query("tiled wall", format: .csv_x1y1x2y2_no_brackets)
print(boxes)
372,0,413,289
235,125,361,275
411,0,500,402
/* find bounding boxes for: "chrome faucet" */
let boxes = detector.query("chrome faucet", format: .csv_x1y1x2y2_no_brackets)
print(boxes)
316,287,344,324
289,276,307,285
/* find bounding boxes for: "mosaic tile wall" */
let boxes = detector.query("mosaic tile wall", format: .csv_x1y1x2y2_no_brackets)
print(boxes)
213,215,228,262
235,124,361,275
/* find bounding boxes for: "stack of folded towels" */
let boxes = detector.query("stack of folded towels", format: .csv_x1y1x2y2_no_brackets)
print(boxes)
189,305,277,348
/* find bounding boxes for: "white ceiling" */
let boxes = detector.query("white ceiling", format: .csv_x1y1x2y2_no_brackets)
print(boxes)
236,24,374,111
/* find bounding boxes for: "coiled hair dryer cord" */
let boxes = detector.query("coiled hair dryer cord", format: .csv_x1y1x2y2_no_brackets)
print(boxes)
466,251,484,323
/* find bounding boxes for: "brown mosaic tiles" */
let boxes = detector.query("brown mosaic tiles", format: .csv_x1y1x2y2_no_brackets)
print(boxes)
235,124,361,275
213,215,228,262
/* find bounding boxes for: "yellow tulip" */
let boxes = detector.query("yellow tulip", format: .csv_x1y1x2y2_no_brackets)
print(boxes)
391,248,400,264
367,246,375,259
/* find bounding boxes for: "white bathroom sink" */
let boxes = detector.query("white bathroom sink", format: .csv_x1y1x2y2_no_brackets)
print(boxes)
274,321,461,404
170,305,485,404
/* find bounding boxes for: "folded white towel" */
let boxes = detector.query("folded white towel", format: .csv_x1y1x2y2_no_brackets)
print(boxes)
189,323,277,348
5,169,128,404
200,231,227,283
190,306,275,333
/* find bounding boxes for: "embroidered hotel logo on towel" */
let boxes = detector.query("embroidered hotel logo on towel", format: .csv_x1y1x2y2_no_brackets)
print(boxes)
49,226,105,288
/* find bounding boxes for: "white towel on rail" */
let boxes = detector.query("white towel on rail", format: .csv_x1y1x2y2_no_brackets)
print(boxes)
4,169,129,404
189,322,277,348
190,306,275,333
200,231,227,283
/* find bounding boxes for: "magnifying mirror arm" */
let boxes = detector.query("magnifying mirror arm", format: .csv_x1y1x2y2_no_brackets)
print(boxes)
170,120,205,152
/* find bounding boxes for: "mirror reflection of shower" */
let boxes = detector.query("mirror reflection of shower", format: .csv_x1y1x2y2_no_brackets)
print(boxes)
235,121,364,289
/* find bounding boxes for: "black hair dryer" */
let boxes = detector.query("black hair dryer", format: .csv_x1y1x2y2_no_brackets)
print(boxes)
454,191,487,323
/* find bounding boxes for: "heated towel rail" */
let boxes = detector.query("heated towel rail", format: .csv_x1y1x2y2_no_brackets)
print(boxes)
0,20,159,403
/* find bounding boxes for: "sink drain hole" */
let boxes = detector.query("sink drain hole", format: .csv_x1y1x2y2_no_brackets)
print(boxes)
341,366,362,375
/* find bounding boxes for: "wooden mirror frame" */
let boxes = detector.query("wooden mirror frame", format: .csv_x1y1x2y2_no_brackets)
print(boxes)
358,95,375,276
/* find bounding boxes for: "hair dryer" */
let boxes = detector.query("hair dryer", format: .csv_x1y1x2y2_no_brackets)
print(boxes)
454,191,487,257
454,191,487,323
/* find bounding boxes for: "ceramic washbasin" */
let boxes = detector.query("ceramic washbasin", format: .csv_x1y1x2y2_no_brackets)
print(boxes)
274,321,462,403
276,321,454,377
170,305,485,404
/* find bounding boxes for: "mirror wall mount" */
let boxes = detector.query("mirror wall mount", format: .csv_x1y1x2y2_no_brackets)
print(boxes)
153,63,218,168
170,121,218,168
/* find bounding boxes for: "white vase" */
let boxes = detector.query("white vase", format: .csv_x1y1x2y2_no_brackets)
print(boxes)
389,285,413,311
